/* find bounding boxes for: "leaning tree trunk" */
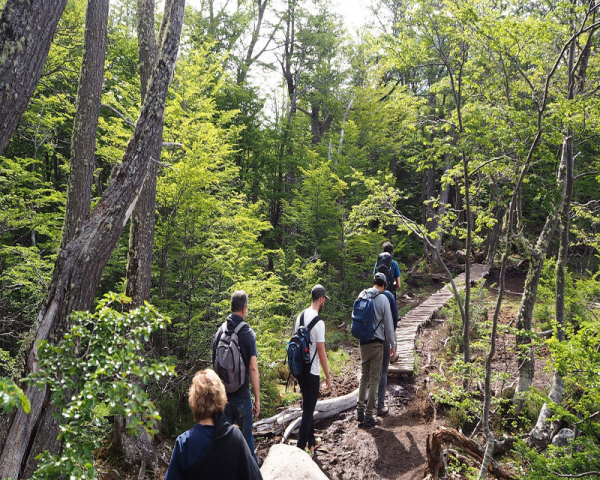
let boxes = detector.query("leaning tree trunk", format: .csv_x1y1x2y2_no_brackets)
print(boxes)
0,2,185,477
0,0,68,155
61,0,110,248
16,2,111,474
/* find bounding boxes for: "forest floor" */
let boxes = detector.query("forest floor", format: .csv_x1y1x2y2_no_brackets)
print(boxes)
255,266,548,479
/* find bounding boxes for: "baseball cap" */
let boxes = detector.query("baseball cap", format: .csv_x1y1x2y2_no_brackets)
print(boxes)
373,272,387,284
312,284,331,300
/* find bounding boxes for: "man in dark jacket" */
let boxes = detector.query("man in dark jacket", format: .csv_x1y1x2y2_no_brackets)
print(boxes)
212,291,261,463
164,369,262,480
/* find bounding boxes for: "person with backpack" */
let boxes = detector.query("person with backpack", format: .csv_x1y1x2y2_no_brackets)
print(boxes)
164,369,263,480
212,291,261,465
355,273,396,427
374,241,401,297
292,284,332,455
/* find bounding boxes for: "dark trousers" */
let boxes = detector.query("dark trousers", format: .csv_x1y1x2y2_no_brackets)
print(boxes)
224,396,257,462
297,373,320,450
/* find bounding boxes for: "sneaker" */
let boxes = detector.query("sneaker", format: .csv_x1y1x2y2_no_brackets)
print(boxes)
356,411,365,423
310,437,322,452
257,457,264,468
304,447,314,457
363,416,380,428
377,405,389,416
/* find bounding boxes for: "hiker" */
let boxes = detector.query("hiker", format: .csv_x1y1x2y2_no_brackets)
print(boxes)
294,284,332,454
374,241,402,297
378,280,399,416
356,273,396,427
212,290,261,465
164,369,262,480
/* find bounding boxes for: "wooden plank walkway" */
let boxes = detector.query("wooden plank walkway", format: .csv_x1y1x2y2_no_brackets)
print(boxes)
388,264,491,375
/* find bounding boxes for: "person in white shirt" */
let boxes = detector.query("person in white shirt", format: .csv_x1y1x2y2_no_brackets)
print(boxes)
293,284,332,454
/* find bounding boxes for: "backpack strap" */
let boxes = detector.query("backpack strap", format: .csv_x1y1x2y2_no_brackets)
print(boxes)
232,321,246,335
306,315,321,331
299,311,305,327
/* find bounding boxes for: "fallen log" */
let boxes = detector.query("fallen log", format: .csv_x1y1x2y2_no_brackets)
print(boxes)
426,427,517,480
254,388,359,436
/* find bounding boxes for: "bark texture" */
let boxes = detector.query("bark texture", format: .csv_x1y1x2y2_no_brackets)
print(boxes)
125,0,164,309
0,0,68,155
426,427,517,480
61,0,110,247
0,2,185,477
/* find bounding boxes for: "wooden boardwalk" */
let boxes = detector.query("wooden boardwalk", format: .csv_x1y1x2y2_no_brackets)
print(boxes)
388,264,491,375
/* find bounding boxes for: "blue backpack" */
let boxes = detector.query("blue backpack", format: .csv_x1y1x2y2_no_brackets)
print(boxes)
286,311,320,382
351,289,382,341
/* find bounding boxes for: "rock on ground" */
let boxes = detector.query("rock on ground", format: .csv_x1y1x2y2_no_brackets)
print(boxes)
261,444,328,480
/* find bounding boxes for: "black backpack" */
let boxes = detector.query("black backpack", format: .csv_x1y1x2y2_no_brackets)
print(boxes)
376,252,395,293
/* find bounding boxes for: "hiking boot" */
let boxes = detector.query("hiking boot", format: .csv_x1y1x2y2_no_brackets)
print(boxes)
356,410,365,423
377,405,389,416
363,416,380,428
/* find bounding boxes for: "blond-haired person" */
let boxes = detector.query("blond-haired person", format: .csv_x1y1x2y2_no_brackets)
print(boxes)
164,369,262,480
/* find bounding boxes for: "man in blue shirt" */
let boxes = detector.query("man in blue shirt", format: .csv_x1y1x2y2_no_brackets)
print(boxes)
373,241,401,296
212,291,260,464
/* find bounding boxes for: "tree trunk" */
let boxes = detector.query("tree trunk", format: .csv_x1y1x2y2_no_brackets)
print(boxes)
125,0,164,309
0,0,68,155
61,0,110,248
529,33,578,448
0,2,185,477
513,212,558,408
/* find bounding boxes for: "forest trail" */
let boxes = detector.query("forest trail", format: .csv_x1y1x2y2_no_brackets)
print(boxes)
389,263,491,375
257,264,492,479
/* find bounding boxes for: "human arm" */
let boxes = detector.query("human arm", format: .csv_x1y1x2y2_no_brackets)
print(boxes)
249,355,260,418
382,300,396,355
393,261,401,290
317,342,331,390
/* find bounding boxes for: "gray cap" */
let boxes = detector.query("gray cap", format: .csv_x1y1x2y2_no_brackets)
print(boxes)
312,284,331,300
373,272,387,285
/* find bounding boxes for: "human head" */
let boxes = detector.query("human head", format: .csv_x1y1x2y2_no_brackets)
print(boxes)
231,290,248,314
188,369,227,423
382,241,394,254
373,272,387,289
311,284,331,312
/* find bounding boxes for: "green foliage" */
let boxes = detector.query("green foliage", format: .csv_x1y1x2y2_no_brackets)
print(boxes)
29,293,175,479
0,377,30,414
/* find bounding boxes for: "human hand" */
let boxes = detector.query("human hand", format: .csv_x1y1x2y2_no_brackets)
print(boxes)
390,348,395,358
252,399,260,418
325,376,332,391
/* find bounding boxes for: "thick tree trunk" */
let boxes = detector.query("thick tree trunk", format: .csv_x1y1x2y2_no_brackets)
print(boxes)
0,3,185,477
0,0,68,155
61,0,110,247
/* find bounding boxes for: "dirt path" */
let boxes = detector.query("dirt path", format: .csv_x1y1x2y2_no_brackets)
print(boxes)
309,324,443,480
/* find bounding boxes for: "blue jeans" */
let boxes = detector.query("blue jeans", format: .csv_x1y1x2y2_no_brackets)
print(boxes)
224,396,257,462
